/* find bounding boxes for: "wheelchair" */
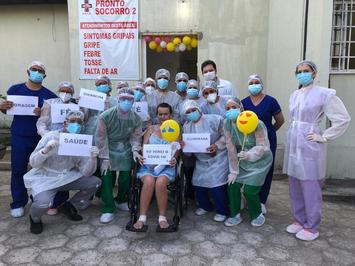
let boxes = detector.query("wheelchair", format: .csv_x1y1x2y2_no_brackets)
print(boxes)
126,158,187,233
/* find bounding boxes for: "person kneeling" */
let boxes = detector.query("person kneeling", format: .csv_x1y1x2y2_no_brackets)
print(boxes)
24,111,101,234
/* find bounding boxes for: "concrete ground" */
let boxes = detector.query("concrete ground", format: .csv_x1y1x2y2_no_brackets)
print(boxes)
0,170,355,266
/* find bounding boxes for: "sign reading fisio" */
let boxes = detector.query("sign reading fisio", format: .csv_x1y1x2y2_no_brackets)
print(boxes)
78,0,139,80
58,133,93,157
143,144,172,165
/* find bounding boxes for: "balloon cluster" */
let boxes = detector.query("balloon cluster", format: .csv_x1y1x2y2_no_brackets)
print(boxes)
144,35,198,53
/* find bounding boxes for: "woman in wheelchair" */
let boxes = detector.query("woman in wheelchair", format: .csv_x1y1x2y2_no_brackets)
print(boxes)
133,103,180,231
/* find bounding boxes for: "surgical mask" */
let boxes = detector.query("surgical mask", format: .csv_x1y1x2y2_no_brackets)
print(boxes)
119,99,133,112
59,92,72,103
248,84,263,96
207,92,217,103
67,122,81,134
296,72,313,86
29,70,44,83
96,84,110,93
176,81,187,92
203,71,216,81
134,90,144,101
225,108,240,121
186,110,201,122
157,79,169,90
187,88,199,99
145,86,154,94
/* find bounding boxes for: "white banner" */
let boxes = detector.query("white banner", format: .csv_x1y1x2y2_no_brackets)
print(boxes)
182,133,211,153
78,88,107,111
51,104,80,124
78,0,139,80
58,133,93,157
143,144,172,165
6,95,38,116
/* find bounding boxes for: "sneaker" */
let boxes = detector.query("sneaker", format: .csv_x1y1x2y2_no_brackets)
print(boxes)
251,213,265,227
194,208,209,216
295,229,319,241
30,216,43,234
58,202,83,221
286,222,303,234
47,208,58,216
224,214,242,227
261,203,267,214
10,207,24,218
116,202,129,212
100,213,115,224
213,214,227,222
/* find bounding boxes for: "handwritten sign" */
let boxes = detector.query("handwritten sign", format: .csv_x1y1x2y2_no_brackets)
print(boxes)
51,104,80,124
143,144,171,165
133,101,148,119
182,133,210,153
6,95,38,116
58,133,93,157
78,88,106,111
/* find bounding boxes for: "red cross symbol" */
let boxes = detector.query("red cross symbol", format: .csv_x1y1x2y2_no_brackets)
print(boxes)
81,0,92,12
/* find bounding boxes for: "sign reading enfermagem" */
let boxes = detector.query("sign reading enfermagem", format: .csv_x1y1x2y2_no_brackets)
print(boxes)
78,0,139,80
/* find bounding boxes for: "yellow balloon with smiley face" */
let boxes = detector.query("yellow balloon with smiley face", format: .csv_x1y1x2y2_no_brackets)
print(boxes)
160,119,180,142
237,111,259,135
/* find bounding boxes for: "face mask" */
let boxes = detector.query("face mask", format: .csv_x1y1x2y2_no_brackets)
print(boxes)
207,92,217,103
248,84,263,96
296,72,313,86
187,88,199,99
145,86,154,94
29,70,44,84
67,122,81,134
96,84,110,93
59,92,72,103
203,71,216,81
119,99,133,112
176,81,187,92
134,90,144,101
186,110,201,122
157,79,169,90
225,108,240,121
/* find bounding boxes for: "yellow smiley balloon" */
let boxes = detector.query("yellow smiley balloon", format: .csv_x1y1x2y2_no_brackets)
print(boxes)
160,119,180,142
237,111,259,135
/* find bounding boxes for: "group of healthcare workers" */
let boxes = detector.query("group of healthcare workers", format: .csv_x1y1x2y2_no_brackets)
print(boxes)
0,59,350,240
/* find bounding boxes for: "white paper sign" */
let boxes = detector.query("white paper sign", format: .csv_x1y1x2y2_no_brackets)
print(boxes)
78,88,107,111
183,133,211,153
6,95,38,116
51,104,80,124
78,0,139,80
133,102,148,118
143,144,172,165
58,133,93,157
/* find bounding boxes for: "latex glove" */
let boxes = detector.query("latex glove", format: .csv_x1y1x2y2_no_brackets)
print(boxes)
42,140,59,154
237,151,249,161
227,173,237,185
101,159,111,176
169,157,177,167
133,151,144,165
90,146,99,158
306,133,327,143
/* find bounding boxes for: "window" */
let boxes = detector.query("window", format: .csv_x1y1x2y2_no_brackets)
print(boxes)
330,0,355,72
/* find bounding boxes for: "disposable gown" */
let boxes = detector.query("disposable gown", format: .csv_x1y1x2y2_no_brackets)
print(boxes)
147,90,181,124
36,98,79,137
283,85,350,180
95,107,142,171
83,96,117,136
224,120,273,186
183,114,228,188
200,95,231,117
23,131,97,196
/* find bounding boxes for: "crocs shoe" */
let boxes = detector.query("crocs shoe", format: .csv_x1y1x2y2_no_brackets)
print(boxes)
47,208,58,216
286,222,303,234
295,229,319,241
100,213,115,224
117,202,129,212
213,214,227,222
10,207,24,218
195,208,209,216
251,213,265,227
224,214,242,227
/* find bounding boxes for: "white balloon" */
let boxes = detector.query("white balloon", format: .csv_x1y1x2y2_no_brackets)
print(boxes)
160,41,167,48
179,43,186,52
175,46,180,52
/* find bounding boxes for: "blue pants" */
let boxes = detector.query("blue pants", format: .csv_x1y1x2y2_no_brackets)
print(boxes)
194,185,229,216
11,134,40,209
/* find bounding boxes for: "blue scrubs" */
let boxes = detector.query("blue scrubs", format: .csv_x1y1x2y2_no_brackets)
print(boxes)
241,95,281,204
7,83,57,209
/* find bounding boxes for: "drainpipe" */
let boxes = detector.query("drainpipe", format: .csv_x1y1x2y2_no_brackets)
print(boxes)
303,0,309,60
